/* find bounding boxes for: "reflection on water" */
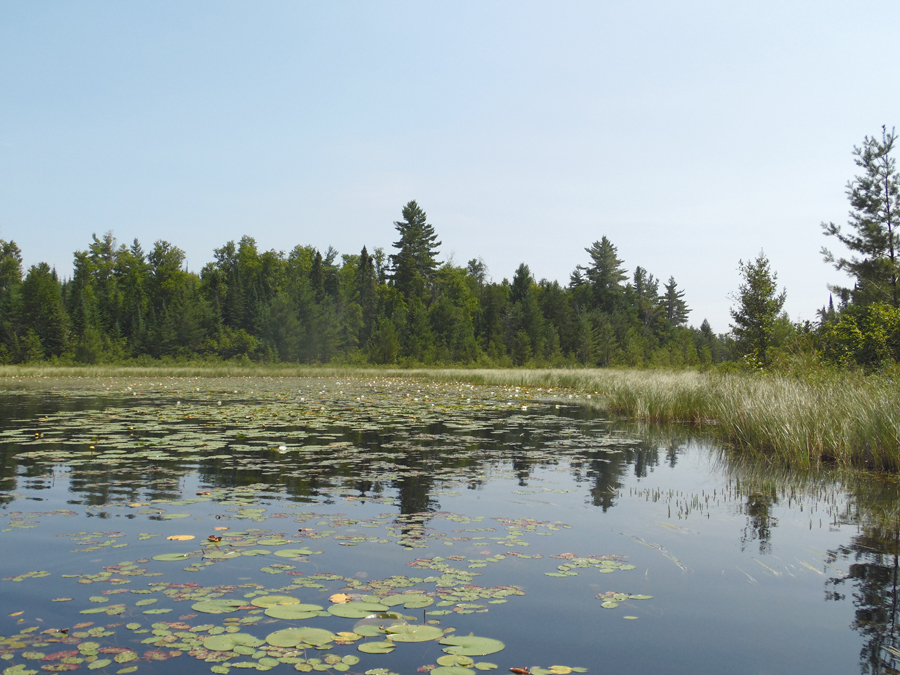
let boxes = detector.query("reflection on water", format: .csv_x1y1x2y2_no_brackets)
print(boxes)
1,377,899,675
828,524,900,675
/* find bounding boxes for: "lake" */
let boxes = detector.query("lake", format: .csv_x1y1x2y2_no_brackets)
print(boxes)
0,376,898,675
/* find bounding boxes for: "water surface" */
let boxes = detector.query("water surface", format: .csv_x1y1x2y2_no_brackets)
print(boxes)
1,376,897,675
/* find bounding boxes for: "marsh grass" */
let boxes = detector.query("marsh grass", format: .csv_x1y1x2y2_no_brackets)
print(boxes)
2,363,900,471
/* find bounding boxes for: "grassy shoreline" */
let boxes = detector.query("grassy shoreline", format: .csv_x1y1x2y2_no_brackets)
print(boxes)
1,364,898,471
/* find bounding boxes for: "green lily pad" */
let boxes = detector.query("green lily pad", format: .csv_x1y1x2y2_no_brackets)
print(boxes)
432,668,475,675
437,655,475,667
272,548,313,558
328,601,390,618
191,599,246,614
264,604,323,620
152,552,198,562
385,624,445,642
250,595,301,608
439,635,505,656
203,634,265,651
357,641,395,654
265,627,336,648
381,594,434,609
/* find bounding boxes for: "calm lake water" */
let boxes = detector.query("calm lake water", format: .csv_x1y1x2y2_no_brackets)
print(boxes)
1,376,898,675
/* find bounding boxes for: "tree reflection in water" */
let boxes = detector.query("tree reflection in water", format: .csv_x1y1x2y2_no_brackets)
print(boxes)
828,524,900,675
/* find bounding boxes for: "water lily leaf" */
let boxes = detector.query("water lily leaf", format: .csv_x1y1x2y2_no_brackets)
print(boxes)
264,604,323,620
203,634,265,651
328,601,390,619
191,599,245,614
152,552,198,562
250,595,300,608
381,594,434,609
265,628,336,648
384,624,444,642
166,535,195,541
329,593,350,604
272,548,312,558
437,655,475,667
439,636,505,656
341,656,360,666
474,664,498,671
629,595,653,600
87,660,111,670
357,641,395,654
204,551,242,560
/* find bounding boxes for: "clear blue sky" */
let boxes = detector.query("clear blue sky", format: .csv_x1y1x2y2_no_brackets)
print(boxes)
2,1,898,332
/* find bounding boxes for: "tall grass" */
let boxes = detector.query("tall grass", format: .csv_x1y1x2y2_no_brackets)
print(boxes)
392,368,900,471
2,364,899,471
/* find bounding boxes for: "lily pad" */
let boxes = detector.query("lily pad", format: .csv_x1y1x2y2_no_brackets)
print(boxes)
328,601,390,618
381,594,434,609
265,627,336,648
357,641,395,654
250,595,301,608
263,604,323,620
272,548,313,558
203,634,265,651
151,552,198,562
384,624,444,642
191,599,246,614
439,635,505,656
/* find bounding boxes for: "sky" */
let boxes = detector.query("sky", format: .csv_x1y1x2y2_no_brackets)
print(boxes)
1,1,899,333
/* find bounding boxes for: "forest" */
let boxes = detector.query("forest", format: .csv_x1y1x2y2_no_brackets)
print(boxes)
2,127,899,372
0,202,719,367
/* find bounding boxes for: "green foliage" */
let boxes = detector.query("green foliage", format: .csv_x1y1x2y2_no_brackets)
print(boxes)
0,203,724,368
729,253,786,368
390,200,441,301
822,126,900,307
822,303,900,368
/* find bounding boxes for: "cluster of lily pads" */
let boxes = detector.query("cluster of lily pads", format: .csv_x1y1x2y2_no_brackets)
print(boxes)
0,377,660,674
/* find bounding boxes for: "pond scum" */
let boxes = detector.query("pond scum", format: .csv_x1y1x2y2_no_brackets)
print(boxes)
2,365,900,470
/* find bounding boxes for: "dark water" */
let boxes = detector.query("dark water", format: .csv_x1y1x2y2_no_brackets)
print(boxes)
1,377,898,675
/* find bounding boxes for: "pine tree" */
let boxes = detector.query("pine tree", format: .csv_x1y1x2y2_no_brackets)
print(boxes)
662,276,690,327
822,126,900,307
729,252,786,367
584,237,627,313
390,201,441,301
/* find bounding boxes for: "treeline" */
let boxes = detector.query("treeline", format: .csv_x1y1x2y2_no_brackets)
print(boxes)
0,201,726,367
816,127,900,370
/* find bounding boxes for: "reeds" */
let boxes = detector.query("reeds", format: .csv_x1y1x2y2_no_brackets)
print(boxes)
2,364,899,471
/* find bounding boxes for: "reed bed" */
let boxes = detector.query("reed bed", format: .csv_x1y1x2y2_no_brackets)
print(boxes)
2,364,899,471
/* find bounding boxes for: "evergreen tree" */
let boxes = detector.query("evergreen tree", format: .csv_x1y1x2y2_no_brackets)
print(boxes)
356,247,378,348
661,276,690,327
583,237,627,313
0,240,23,361
822,126,900,307
632,266,661,333
21,263,69,358
390,201,441,301
729,252,786,367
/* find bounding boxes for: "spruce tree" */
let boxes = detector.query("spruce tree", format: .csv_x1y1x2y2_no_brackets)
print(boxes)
662,276,690,327
729,252,786,367
390,201,440,301
822,126,900,307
